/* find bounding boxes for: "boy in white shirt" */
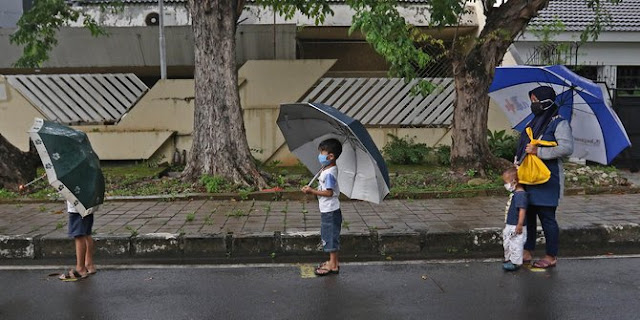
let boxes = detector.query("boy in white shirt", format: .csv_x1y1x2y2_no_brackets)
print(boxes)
302,138,342,276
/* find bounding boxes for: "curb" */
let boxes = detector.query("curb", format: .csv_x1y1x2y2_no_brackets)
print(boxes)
2,224,639,262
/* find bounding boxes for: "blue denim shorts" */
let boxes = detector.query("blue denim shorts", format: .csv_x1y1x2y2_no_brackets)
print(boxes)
68,212,94,238
320,209,342,252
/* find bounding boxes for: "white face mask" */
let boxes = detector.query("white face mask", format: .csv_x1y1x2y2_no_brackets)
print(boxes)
504,183,516,192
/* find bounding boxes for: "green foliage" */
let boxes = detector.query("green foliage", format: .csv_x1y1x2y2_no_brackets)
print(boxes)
382,134,431,165
238,188,252,200
487,130,518,161
465,169,477,177
348,0,436,95
255,0,334,25
433,145,451,166
125,225,138,237
227,209,248,218
529,18,567,42
580,0,619,42
200,175,227,193
185,212,195,222
0,189,17,199
9,0,112,68
528,18,572,65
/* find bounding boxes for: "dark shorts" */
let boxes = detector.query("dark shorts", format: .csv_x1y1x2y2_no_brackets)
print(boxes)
320,209,342,252
68,212,94,238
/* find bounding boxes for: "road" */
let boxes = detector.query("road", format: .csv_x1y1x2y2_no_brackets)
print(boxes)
1,256,639,320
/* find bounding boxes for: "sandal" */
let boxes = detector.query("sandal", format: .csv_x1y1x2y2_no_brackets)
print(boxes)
314,265,339,276
58,269,88,281
86,266,97,275
532,259,557,269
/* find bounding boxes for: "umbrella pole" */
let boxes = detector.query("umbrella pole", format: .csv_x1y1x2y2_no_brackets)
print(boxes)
19,173,47,191
307,167,325,187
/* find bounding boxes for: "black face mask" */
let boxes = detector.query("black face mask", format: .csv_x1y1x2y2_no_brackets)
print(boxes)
530,100,554,115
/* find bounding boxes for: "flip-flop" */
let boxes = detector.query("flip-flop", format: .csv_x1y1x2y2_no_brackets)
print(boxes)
532,259,557,269
314,266,339,276
58,269,88,282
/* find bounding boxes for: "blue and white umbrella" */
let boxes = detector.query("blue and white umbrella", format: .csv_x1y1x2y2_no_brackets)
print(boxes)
489,65,631,165
277,103,390,204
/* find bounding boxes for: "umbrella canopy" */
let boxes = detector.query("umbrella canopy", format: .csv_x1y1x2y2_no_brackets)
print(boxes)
489,65,631,165
28,118,105,217
277,103,390,204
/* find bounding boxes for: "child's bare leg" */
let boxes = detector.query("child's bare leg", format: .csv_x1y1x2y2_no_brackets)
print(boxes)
84,236,96,273
328,252,339,270
74,236,88,274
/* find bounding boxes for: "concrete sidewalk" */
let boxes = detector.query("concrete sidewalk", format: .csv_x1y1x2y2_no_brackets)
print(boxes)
1,194,639,262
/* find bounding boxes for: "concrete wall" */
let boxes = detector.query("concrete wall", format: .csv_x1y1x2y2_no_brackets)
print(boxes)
1,59,514,164
0,76,44,151
0,25,297,73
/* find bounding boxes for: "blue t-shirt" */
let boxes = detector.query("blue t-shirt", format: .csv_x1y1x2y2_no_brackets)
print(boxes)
506,191,528,226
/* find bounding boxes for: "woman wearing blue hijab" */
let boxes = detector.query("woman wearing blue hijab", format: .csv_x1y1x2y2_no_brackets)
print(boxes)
516,86,573,268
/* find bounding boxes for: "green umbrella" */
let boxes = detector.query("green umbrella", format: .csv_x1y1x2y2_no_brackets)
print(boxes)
28,118,105,217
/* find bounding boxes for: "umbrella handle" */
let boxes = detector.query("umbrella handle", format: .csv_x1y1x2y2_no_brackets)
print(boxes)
306,167,324,187
19,173,47,190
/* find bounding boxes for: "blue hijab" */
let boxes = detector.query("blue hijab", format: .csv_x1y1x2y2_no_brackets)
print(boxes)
515,86,559,163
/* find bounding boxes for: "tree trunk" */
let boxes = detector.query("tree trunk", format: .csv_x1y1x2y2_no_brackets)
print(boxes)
183,0,267,188
449,0,550,174
0,134,38,191
450,59,497,173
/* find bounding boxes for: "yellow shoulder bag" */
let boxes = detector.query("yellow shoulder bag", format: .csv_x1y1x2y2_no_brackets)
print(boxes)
517,127,558,185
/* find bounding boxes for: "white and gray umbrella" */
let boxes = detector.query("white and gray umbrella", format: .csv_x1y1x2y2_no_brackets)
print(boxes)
277,103,390,204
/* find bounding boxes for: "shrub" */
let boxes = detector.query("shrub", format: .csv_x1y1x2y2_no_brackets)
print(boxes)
488,130,519,161
199,175,227,193
382,134,431,165
433,145,451,166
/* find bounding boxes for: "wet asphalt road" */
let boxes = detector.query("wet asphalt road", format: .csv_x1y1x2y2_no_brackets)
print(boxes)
1,257,639,320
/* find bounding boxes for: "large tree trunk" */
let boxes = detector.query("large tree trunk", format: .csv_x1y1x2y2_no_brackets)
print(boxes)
450,59,497,173
183,0,267,188
449,0,549,173
0,134,38,191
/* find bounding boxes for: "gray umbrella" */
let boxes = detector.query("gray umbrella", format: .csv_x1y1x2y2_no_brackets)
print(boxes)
277,103,390,204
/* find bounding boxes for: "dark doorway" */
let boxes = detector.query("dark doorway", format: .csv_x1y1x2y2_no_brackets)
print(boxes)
612,89,640,171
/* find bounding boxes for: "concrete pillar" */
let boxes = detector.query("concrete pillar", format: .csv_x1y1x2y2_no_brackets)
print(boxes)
598,65,617,89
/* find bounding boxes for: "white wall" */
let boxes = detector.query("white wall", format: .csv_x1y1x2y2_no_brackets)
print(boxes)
514,41,640,67
70,3,478,28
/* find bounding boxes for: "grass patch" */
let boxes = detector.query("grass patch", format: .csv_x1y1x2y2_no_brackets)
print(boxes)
125,225,138,237
7,160,631,201
0,189,17,199
226,209,249,218
185,212,196,222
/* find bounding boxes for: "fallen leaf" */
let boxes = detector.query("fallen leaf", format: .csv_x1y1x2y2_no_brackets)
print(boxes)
421,275,428,280
53,210,63,215
385,256,393,261
145,277,153,281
